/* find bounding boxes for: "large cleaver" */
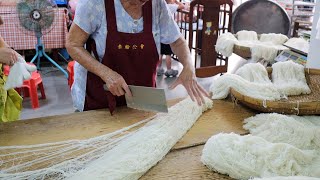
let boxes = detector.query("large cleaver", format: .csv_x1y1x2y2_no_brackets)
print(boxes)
103,84,168,113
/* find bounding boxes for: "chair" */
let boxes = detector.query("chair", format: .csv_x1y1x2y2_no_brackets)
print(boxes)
4,63,46,109
16,71,46,109
176,0,233,77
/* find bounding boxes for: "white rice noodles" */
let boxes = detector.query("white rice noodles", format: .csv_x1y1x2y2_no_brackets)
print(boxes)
251,33,288,62
0,97,213,180
235,63,272,84
284,38,310,54
272,61,311,96
209,73,281,100
201,113,320,180
236,30,259,41
234,40,257,48
244,113,320,150
215,32,238,57
259,33,289,45
210,61,310,100
251,43,288,63
215,30,289,62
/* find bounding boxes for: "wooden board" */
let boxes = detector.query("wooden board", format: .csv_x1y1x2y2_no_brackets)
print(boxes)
173,99,254,149
0,99,254,149
0,107,154,146
142,145,234,180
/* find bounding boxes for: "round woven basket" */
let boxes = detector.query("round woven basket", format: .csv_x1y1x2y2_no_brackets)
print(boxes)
232,34,252,59
230,68,320,115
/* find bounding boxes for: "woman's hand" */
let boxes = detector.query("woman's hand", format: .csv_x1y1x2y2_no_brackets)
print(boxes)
0,48,18,66
170,65,209,105
100,68,132,97
66,24,133,98
170,37,209,106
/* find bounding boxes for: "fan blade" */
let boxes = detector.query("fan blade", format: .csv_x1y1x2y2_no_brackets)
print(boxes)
17,2,32,15
16,0,56,34
40,12,54,30
17,1,35,32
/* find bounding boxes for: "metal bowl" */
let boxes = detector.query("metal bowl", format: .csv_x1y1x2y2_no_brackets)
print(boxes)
232,0,290,35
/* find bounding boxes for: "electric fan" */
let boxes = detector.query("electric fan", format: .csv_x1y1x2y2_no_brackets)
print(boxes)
16,0,68,78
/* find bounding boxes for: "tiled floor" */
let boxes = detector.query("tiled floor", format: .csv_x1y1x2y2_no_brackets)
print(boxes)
20,54,246,120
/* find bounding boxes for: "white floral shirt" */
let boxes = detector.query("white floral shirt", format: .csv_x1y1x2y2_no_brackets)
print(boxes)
72,0,181,111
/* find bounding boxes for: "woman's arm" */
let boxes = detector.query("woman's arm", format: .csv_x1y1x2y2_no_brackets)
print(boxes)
0,36,17,65
170,36,209,105
0,36,8,48
66,24,131,97
1,15,18,65
0,17,7,48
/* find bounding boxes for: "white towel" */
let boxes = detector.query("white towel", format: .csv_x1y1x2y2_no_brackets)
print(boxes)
4,55,37,90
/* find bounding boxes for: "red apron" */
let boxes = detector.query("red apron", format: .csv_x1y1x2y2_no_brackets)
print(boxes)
84,0,159,114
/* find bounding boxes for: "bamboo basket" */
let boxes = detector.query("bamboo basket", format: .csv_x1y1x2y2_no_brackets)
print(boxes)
232,34,252,59
231,34,286,59
233,44,251,59
230,68,320,115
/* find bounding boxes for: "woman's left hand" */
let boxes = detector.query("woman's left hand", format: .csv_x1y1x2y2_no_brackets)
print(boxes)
169,65,209,105
0,48,18,66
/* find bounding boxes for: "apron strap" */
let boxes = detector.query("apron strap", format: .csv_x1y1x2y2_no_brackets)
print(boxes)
106,0,153,33
143,0,152,33
85,37,99,60
106,0,117,33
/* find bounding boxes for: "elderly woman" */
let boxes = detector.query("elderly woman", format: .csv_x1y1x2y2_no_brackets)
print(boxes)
0,16,22,122
66,0,209,113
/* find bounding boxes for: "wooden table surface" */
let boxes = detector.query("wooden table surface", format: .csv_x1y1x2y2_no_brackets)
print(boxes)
0,99,255,179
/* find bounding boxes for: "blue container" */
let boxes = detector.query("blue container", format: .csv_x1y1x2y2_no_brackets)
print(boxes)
55,0,68,6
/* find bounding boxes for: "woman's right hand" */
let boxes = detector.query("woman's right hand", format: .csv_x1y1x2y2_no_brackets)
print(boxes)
0,48,18,66
101,69,132,97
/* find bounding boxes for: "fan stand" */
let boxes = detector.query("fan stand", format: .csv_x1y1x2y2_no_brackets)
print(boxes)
30,32,69,78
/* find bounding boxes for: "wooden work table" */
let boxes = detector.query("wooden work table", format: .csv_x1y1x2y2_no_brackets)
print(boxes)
0,99,255,179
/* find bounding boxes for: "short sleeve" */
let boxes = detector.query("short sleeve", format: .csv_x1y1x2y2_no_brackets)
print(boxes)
159,0,181,44
73,0,103,35
167,4,179,15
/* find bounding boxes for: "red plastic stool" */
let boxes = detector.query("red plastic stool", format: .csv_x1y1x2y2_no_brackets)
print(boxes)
4,63,45,109
67,60,75,88
16,72,46,109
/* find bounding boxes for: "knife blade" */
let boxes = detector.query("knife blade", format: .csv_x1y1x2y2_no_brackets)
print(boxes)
103,84,168,113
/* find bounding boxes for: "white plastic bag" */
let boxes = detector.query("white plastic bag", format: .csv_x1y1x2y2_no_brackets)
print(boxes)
4,55,37,90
